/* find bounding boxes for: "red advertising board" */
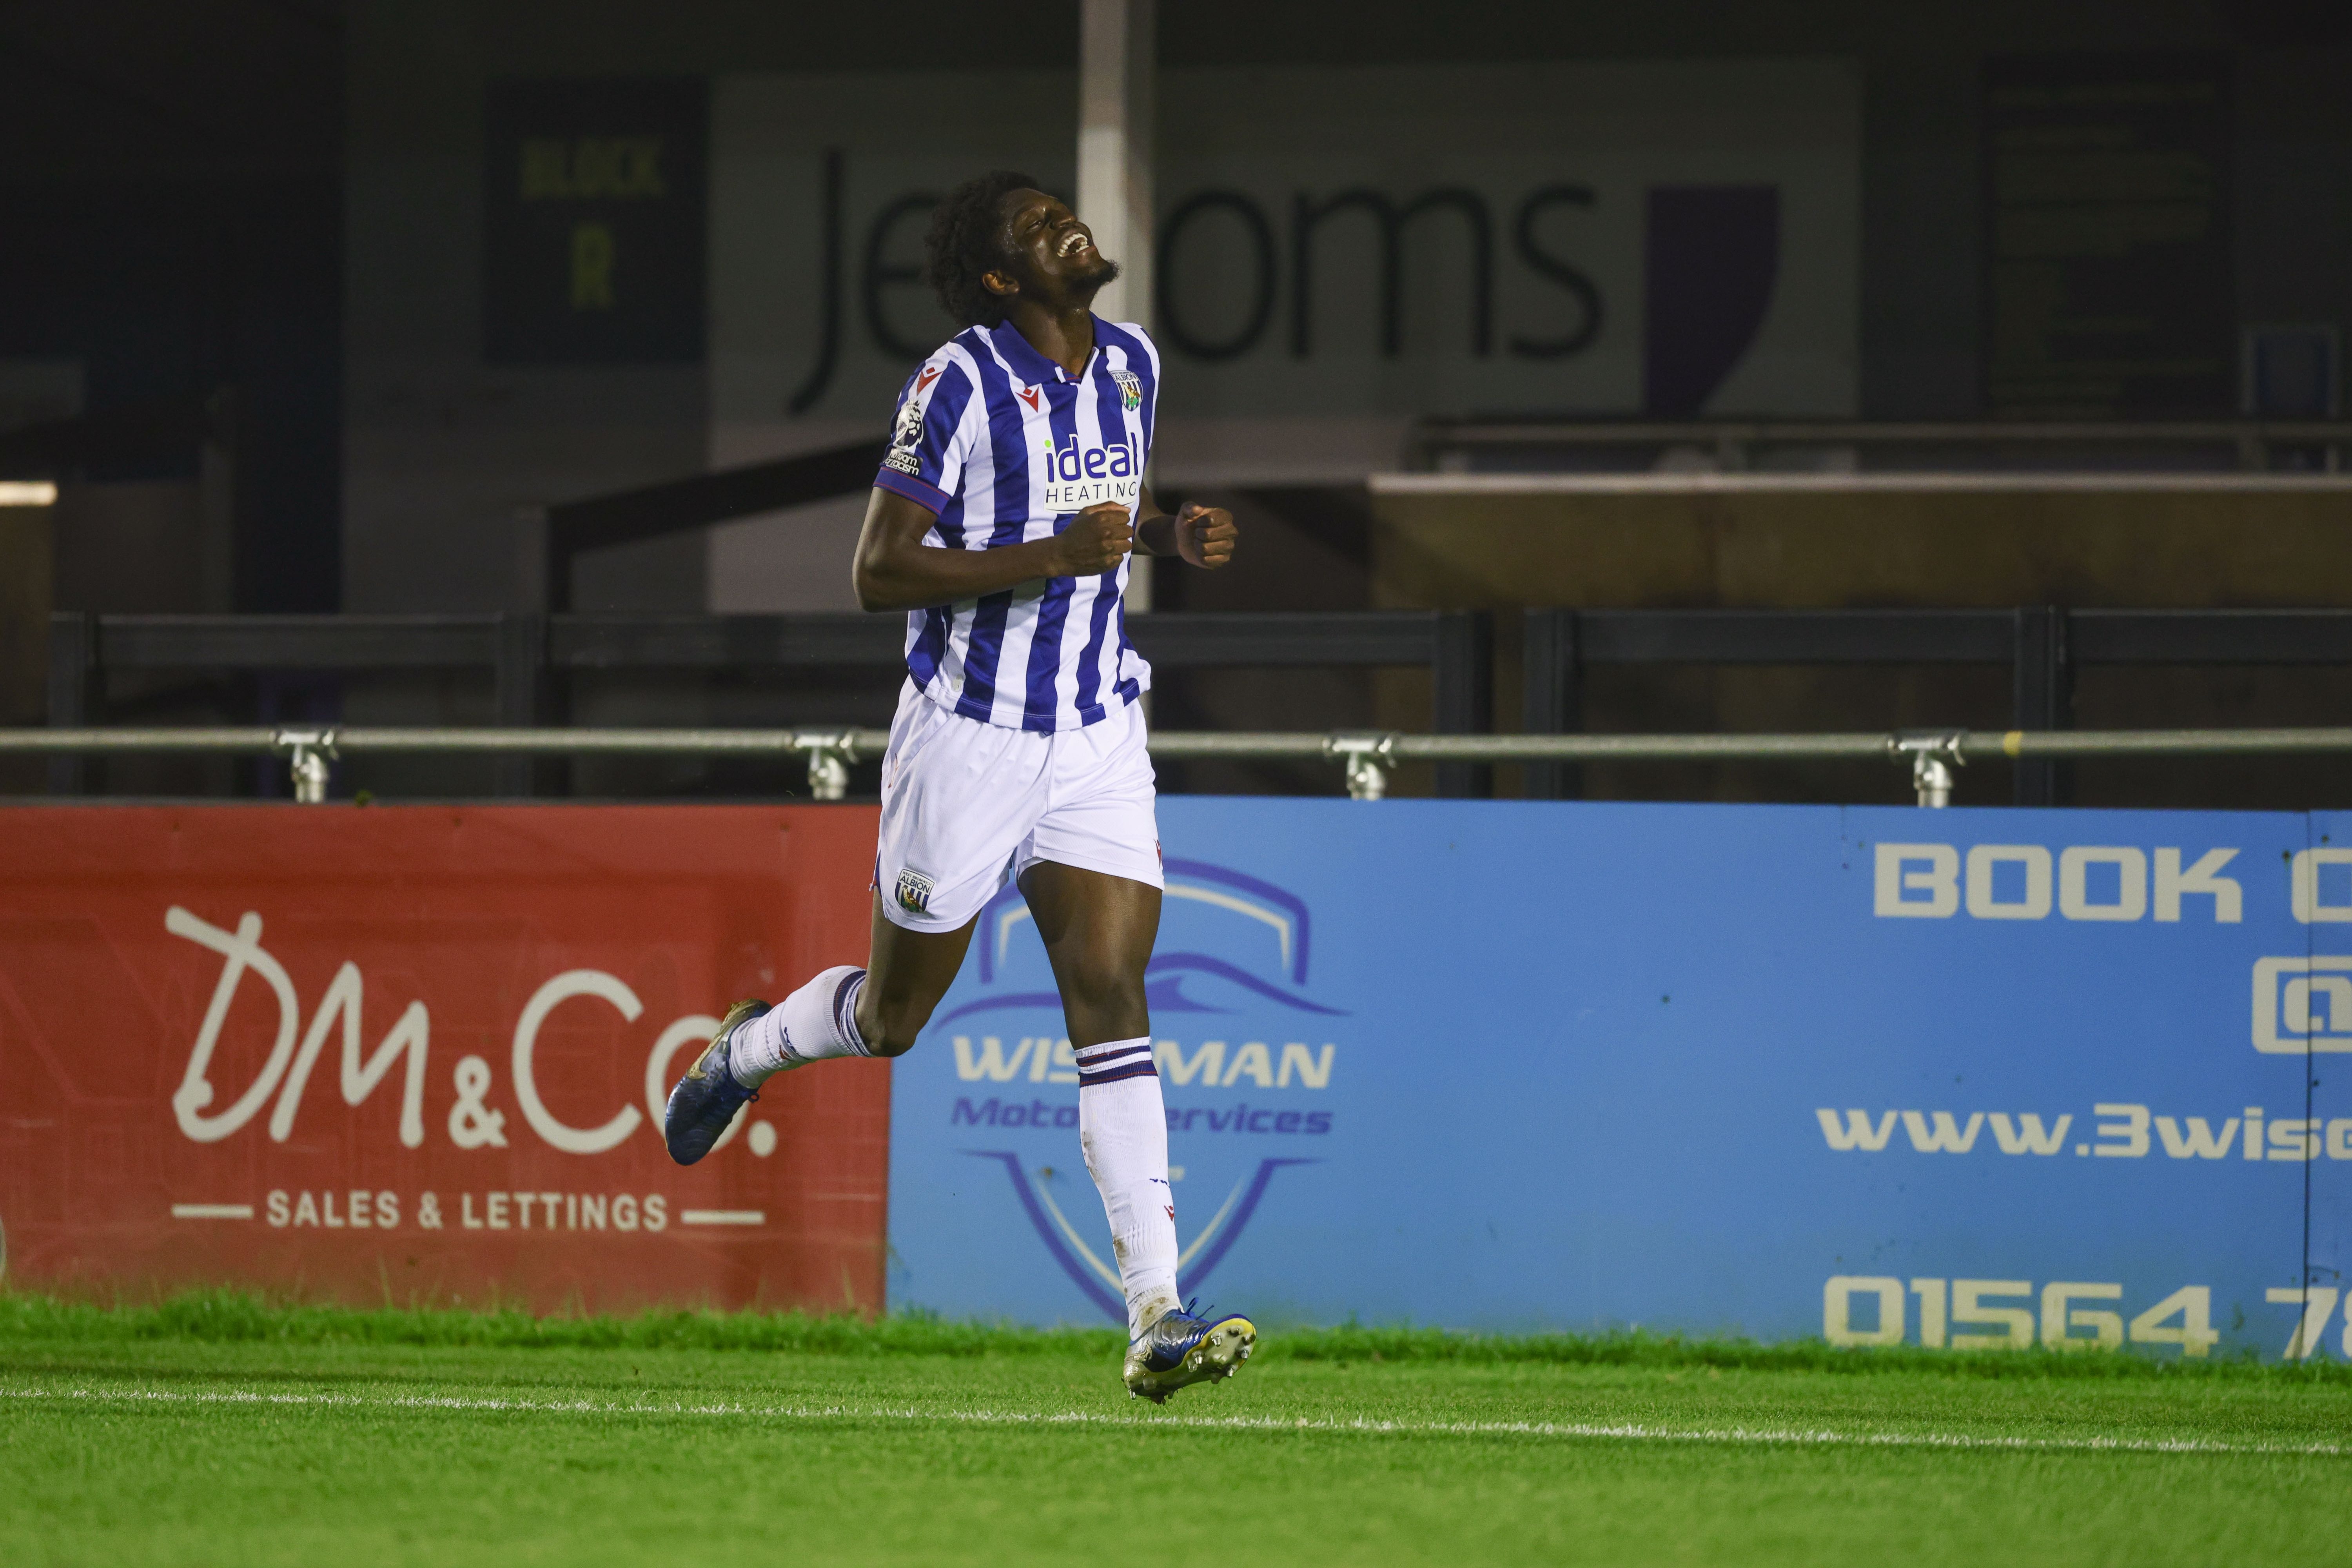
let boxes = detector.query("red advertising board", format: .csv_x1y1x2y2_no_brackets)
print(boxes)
0,805,888,1313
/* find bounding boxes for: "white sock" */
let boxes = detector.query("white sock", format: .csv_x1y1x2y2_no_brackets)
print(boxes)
1075,1035,1180,1337
729,965,867,1087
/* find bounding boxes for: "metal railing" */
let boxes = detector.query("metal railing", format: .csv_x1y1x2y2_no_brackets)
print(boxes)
32,606,2352,808
9,724,2352,808
42,608,1498,797
46,606,2352,805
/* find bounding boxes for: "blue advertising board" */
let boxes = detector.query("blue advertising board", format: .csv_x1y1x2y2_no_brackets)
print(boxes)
887,799,2350,1361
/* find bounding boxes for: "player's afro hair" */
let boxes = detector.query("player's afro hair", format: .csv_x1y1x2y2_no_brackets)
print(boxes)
924,170,1040,328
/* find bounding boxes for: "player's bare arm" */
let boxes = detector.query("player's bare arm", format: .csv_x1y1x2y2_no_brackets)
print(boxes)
855,487,1233,612
851,488,1135,612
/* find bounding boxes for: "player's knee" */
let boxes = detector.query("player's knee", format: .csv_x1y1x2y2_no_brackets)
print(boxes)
860,990,932,1058
1062,964,1147,1038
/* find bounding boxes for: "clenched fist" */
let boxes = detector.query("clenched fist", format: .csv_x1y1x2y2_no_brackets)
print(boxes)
1046,503,1137,577
1173,502,1238,569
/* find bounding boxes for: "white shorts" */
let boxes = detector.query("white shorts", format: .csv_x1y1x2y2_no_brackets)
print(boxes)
873,682,1163,932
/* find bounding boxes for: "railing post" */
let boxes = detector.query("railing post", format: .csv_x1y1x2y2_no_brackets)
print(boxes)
1892,731,1966,807
45,612,93,795
795,731,858,802
1521,608,1581,800
495,612,548,798
278,730,338,804
1434,610,1494,799
2011,606,2069,806
1324,734,1398,800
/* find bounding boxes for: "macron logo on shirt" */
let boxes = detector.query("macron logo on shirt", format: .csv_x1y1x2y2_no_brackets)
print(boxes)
887,318,1157,730
1040,435,1142,513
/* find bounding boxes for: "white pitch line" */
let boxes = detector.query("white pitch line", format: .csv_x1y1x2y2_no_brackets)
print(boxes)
0,1384,2341,1459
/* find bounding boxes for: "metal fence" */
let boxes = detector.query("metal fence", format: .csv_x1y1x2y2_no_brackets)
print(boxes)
36,606,2352,804
41,608,1495,796
11,722,2352,808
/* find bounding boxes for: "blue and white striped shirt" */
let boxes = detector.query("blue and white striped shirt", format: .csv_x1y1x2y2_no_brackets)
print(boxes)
872,316,1158,732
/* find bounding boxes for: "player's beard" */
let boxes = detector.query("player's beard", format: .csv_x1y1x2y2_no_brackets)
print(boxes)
1073,253,1121,299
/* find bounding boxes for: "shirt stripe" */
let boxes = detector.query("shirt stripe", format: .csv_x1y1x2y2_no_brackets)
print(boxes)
876,318,1158,731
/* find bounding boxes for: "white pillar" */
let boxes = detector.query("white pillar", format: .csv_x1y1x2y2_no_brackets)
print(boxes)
1078,0,1155,608
1077,0,1154,331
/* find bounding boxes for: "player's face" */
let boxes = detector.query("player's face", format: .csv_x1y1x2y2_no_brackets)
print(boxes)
992,189,1120,306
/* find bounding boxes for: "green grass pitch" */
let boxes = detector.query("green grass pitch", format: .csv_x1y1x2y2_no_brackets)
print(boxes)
4,1298,2348,1567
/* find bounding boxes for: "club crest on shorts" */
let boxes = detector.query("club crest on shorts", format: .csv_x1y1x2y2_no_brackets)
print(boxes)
1112,368,1142,411
895,867,937,916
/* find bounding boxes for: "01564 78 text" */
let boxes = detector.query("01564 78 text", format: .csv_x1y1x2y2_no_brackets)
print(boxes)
1824,1275,2350,1360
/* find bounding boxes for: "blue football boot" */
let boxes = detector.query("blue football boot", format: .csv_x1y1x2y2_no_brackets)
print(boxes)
663,999,768,1165
1123,1299,1258,1403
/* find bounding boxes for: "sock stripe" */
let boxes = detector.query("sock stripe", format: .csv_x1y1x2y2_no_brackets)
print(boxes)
1073,1040,1176,1339
832,970,868,1058
1073,1041,1151,1068
1076,1060,1159,1087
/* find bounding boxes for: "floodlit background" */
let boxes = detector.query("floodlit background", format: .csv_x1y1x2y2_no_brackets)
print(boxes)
3,2,2349,803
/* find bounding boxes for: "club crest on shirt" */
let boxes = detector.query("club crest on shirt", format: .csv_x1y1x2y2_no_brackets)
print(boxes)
1112,368,1142,411
895,867,936,916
